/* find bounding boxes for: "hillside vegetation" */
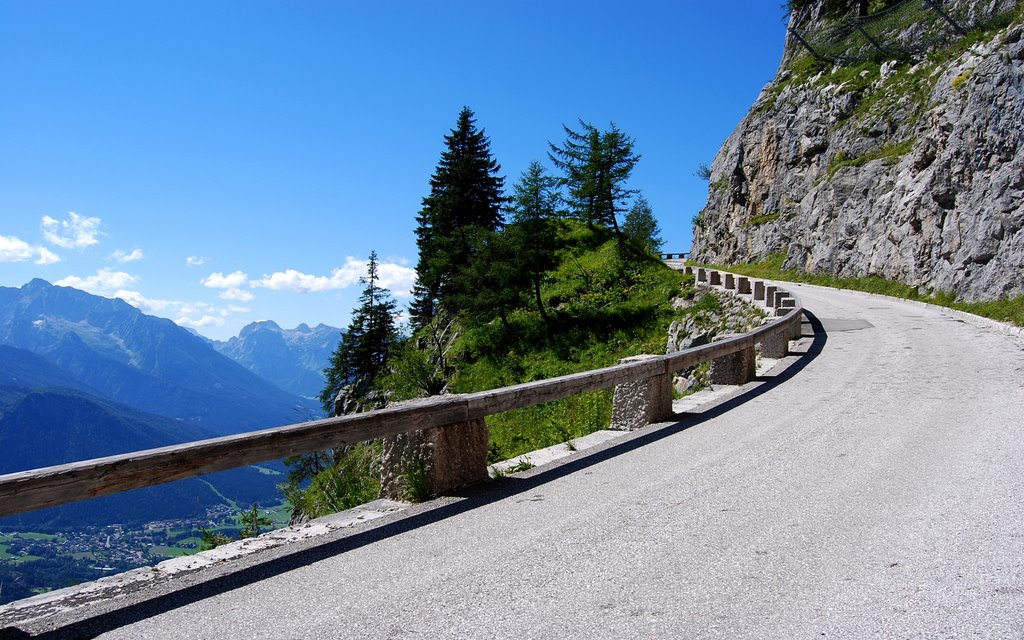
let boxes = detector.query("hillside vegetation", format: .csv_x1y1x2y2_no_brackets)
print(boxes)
282,109,683,521
449,223,686,462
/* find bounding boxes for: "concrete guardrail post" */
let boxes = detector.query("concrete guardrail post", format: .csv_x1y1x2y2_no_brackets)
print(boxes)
710,337,756,385
753,281,765,301
697,268,707,282
724,273,735,290
758,325,788,358
611,355,673,431
774,290,790,307
709,271,722,286
764,285,777,307
380,418,489,500
790,313,804,340
684,266,694,276
737,277,751,294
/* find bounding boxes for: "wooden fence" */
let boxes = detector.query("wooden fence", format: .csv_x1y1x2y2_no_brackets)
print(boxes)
0,269,803,519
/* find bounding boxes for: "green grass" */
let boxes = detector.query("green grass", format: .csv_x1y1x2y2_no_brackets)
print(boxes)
951,70,972,90
149,545,195,558
451,225,687,462
16,532,59,541
745,212,781,227
704,252,1024,327
828,140,914,179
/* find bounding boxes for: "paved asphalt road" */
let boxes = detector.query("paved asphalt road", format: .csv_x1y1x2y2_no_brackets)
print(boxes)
21,284,1024,638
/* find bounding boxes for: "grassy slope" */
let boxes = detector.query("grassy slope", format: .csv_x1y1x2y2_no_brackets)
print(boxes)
704,253,1024,327
449,223,687,462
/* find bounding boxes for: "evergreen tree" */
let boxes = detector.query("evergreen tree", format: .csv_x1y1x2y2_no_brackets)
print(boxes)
319,251,399,415
506,161,562,321
623,195,664,254
411,106,506,328
548,120,639,236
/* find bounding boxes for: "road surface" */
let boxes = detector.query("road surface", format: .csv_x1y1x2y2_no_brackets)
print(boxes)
11,283,1024,638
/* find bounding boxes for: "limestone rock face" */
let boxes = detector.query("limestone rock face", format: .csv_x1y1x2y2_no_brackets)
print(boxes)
692,6,1024,302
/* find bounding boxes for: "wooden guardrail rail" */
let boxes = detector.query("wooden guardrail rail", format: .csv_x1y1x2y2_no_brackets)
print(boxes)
0,269,803,518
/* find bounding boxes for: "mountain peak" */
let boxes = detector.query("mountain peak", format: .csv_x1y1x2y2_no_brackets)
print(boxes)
23,278,53,290
239,320,282,338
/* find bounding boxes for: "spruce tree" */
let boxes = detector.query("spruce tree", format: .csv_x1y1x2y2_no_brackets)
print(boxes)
548,120,639,236
623,195,664,253
319,251,399,415
411,106,506,328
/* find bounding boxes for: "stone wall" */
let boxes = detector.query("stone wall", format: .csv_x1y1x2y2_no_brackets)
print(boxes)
692,7,1024,302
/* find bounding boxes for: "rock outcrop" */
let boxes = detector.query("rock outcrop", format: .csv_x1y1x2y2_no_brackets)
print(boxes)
692,1,1023,301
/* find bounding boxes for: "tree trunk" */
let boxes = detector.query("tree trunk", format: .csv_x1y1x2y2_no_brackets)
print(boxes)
533,277,550,323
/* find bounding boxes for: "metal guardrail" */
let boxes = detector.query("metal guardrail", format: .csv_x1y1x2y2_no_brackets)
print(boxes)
0,269,802,519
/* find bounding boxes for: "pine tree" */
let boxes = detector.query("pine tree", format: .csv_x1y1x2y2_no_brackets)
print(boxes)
548,120,639,235
411,106,506,328
319,251,399,415
623,195,664,254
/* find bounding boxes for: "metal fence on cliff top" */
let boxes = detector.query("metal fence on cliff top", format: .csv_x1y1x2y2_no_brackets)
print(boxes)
791,0,1020,63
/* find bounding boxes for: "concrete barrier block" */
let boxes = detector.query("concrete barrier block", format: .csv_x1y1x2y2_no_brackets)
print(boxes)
611,355,673,431
709,271,722,286
684,266,694,276
774,291,790,307
737,277,751,294
753,281,765,301
380,418,489,500
697,268,707,282
724,273,735,289
764,285,777,307
758,327,788,358
710,343,756,385
791,314,804,340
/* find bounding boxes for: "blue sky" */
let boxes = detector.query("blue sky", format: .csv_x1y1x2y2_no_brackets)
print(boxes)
0,1,787,340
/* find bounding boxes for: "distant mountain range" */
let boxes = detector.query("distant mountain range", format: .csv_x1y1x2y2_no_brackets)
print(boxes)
209,320,340,399
0,279,330,527
0,280,321,434
0,345,282,527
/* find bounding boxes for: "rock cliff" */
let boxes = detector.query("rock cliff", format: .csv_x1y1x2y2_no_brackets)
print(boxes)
691,1,1023,301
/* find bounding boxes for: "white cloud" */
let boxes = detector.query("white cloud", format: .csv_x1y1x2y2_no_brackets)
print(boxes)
219,288,254,302
186,256,207,267
113,290,176,313
375,261,417,297
55,268,138,294
177,314,224,328
254,257,416,296
256,268,334,293
36,246,61,265
110,248,144,263
113,290,246,331
0,234,61,265
0,235,34,262
41,211,103,249
202,270,249,289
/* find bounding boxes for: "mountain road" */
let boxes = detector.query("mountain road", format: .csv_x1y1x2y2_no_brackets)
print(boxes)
13,283,1024,639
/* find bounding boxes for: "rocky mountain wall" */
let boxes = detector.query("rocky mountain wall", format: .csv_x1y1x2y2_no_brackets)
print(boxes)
692,2,1024,301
